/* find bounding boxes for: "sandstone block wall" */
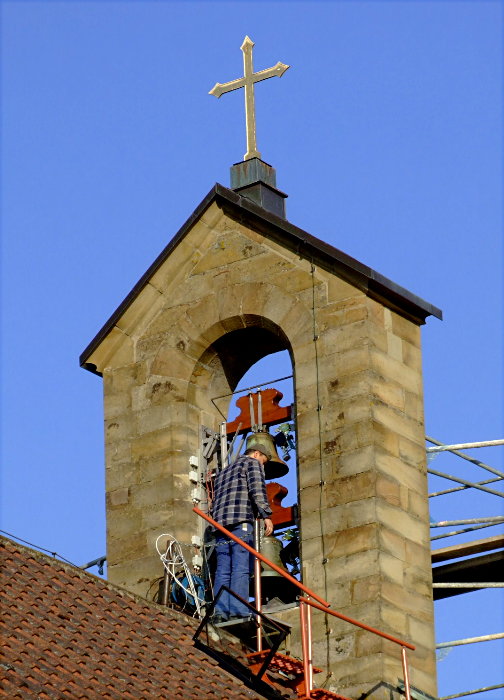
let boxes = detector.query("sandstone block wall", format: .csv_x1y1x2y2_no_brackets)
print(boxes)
88,200,436,698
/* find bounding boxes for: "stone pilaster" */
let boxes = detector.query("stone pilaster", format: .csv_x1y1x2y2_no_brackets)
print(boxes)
85,198,437,699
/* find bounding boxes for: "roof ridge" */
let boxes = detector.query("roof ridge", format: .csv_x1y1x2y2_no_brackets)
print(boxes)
0,534,193,623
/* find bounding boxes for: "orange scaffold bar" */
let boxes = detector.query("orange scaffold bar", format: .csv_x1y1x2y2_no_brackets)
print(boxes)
194,506,415,700
193,506,330,608
298,597,415,651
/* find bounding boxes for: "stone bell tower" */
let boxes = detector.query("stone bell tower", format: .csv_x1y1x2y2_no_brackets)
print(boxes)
81,37,441,700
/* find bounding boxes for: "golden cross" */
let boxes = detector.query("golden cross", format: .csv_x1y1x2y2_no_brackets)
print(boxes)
209,36,289,161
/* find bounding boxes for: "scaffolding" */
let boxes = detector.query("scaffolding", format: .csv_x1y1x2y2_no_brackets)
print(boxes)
427,437,504,699
184,381,504,699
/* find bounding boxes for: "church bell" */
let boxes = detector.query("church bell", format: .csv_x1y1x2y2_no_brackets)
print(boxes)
258,534,298,604
246,430,289,479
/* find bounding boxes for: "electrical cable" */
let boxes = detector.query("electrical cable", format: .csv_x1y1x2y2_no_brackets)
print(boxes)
0,529,79,567
310,261,332,685
206,467,215,505
202,538,216,603
155,534,206,617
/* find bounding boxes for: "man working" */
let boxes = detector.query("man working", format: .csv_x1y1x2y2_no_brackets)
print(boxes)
211,443,273,621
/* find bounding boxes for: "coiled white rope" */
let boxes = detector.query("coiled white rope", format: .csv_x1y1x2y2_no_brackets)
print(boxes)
155,533,205,617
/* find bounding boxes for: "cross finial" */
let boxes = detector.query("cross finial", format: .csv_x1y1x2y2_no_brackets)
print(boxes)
209,36,289,161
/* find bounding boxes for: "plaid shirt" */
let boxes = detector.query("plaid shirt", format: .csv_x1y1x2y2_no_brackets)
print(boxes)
211,456,272,528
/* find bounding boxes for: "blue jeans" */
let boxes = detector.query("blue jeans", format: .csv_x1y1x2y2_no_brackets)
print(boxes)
213,522,253,619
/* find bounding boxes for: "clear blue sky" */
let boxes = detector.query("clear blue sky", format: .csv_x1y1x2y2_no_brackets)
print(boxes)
1,2,502,698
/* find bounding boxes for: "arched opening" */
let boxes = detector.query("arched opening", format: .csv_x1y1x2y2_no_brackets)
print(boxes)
212,325,289,391
188,314,292,420
191,317,300,611
221,348,300,608
227,350,296,508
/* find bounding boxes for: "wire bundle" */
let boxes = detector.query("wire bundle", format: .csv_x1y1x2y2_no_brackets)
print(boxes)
155,534,206,617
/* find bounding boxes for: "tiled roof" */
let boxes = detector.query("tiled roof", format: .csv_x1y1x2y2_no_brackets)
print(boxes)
0,536,261,699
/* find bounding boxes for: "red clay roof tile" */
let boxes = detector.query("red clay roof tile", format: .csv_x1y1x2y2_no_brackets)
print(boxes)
1,536,262,699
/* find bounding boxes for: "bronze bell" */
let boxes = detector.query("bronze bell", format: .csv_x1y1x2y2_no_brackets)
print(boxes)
257,534,298,604
260,534,286,579
246,430,289,479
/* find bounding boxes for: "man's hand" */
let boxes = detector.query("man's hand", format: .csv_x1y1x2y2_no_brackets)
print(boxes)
263,518,274,537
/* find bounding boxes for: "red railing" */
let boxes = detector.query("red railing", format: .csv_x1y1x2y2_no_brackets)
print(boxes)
193,507,329,607
298,597,415,650
193,506,415,699
298,597,414,699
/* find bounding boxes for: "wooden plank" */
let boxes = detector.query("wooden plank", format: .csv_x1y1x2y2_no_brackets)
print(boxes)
226,389,292,435
431,534,504,563
267,482,296,528
432,550,504,599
